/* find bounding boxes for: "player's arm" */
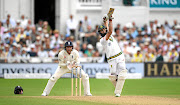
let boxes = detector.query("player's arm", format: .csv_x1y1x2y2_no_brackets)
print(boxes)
105,20,113,40
104,21,109,30
58,53,67,67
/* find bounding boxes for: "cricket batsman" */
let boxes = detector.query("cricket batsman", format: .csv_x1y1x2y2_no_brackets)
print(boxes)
98,11,127,97
41,41,92,96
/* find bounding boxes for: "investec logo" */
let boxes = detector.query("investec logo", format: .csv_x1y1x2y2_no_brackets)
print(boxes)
1,67,52,74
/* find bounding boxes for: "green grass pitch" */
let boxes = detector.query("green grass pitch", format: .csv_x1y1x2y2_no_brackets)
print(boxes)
0,78,180,105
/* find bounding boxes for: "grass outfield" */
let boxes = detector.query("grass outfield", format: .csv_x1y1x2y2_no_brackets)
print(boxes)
0,78,180,105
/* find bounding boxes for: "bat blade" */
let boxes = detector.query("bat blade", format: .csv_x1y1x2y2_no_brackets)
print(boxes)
107,8,114,18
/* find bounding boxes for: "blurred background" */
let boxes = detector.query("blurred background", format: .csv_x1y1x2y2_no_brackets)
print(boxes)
0,0,180,79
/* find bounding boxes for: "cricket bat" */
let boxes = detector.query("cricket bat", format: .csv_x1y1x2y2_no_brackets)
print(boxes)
107,8,114,18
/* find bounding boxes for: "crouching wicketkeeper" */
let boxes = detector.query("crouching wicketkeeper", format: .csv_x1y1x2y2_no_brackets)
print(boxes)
41,41,92,96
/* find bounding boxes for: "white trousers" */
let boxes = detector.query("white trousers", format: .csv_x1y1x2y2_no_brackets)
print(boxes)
108,54,126,75
108,54,127,95
42,66,91,96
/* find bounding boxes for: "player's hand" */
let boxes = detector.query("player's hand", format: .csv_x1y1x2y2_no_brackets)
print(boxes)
109,14,114,20
67,61,72,70
66,61,71,66
72,61,77,66
102,14,109,22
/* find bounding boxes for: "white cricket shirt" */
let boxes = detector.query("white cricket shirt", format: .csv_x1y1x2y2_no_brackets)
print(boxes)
58,49,80,68
100,35,122,58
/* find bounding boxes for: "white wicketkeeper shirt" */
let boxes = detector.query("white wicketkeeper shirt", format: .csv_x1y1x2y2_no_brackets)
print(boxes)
100,35,122,59
58,49,80,68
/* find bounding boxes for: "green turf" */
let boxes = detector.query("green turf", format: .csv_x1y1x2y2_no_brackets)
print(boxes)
0,78,180,96
0,78,180,105
122,78,180,96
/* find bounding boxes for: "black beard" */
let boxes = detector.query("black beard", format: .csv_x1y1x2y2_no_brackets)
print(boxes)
100,32,107,37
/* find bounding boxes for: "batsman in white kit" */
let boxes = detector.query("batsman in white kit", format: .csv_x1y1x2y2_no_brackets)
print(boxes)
41,41,92,96
98,10,127,97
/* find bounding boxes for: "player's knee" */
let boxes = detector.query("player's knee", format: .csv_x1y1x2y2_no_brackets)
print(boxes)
118,69,127,80
109,75,117,81
50,75,58,82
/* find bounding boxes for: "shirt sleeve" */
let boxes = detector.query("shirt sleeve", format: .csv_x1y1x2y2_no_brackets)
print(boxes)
58,52,67,67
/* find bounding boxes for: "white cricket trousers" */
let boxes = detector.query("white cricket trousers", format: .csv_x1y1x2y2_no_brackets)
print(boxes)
108,54,127,95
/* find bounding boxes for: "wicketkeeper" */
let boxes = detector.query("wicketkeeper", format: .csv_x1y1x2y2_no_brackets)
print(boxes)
98,13,127,97
42,41,92,96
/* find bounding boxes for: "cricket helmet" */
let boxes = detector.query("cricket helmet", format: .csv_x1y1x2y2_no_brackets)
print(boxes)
98,25,107,37
64,41,73,49
14,86,23,94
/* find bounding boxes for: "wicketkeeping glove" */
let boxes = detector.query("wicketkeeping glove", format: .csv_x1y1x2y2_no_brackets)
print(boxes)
67,61,72,70
72,61,77,66
66,61,71,66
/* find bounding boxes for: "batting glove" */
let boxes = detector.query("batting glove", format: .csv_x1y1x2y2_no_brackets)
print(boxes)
109,14,114,21
102,14,109,22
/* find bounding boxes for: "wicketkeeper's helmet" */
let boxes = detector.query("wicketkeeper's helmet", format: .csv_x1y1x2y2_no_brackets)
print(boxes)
98,25,107,37
14,86,23,94
64,41,73,49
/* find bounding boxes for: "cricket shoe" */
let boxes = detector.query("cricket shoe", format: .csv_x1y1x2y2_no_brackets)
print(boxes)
41,92,48,96
84,93,92,96
115,94,120,97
